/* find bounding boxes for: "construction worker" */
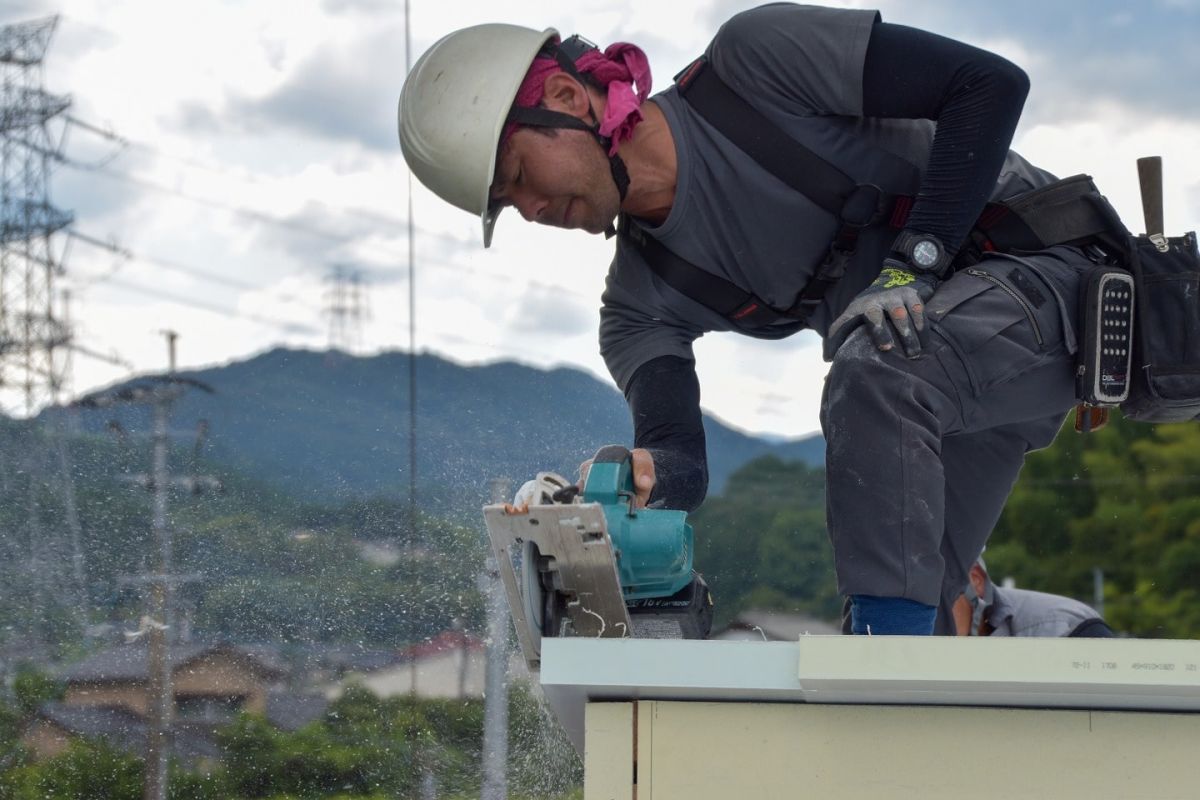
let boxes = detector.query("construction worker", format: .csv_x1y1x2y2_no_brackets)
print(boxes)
954,558,1116,637
398,5,1124,635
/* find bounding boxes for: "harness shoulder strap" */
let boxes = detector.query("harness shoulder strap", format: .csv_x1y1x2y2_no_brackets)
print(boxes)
619,217,781,328
622,56,916,330
675,57,917,222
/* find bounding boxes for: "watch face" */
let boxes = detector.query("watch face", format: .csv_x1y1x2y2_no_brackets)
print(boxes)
912,239,940,268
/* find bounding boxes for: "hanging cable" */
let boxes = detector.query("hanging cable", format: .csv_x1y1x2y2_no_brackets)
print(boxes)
68,229,324,312
405,0,419,546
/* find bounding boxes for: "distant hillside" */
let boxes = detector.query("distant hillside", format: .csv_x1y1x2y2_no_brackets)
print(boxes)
50,348,824,512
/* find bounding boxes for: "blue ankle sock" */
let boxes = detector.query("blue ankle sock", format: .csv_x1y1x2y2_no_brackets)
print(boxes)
851,595,936,635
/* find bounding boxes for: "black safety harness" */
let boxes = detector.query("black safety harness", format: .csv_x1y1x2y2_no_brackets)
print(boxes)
620,55,918,330
618,56,1127,333
504,46,1125,334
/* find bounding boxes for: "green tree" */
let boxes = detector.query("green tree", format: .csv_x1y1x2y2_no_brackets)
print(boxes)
0,740,141,800
692,456,835,626
12,667,63,718
990,414,1200,638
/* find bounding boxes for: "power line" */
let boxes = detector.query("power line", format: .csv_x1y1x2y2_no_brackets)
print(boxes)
48,76,599,368
98,277,320,335
61,172,597,316
59,114,597,299
68,229,325,312
405,0,419,552
69,223,588,326
66,159,359,247
60,156,594,302
68,229,572,356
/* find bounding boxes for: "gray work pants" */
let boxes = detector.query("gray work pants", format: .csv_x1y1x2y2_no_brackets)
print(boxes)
820,246,1094,619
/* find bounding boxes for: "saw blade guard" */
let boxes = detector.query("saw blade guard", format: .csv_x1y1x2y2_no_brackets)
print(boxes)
583,445,694,600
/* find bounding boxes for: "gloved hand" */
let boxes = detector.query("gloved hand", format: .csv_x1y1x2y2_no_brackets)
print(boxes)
824,262,941,360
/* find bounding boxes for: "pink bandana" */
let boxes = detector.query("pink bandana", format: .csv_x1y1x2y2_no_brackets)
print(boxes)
502,40,652,156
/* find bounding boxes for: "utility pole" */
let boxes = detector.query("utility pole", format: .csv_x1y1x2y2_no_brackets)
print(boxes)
72,332,217,800
143,361,174,800
480,477,512,800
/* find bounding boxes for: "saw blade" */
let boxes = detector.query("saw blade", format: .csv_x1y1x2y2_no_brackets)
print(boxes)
520,540,545,656
484,501,632,671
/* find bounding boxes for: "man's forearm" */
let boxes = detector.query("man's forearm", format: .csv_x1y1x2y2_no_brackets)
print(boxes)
625,355,708,512
863,21,1030,255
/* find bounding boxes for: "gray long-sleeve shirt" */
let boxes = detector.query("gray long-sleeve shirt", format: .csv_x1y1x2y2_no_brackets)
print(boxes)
987,587,1109,637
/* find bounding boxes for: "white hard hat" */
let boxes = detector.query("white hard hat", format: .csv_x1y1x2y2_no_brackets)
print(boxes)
398,23,558,248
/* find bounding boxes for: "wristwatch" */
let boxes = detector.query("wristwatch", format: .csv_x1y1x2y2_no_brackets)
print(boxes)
890,231,950,275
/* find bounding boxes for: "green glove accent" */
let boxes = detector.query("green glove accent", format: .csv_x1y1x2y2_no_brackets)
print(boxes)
875,266,920,289
824,260,942,360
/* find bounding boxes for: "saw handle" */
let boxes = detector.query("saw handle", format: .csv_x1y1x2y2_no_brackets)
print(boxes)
582,445,636,510
591,444,633,464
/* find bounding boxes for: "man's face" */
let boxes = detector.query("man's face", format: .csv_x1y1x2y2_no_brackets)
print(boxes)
489,125,621,236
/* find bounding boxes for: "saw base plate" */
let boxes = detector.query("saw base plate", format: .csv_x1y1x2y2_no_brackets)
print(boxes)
484,502,633,670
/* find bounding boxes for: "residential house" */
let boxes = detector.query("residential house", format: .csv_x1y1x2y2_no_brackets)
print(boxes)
330,629,531,700
22,641,327,765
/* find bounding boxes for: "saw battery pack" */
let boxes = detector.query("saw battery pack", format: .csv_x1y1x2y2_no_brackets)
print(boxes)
1077,268,1136,405
625,572,714,640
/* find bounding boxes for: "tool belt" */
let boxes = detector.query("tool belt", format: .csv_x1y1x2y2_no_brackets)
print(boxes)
955,173,1130,269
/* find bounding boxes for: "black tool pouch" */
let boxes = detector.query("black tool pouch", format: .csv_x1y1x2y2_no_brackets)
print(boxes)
1121,231,1200,422
960,174,1130,268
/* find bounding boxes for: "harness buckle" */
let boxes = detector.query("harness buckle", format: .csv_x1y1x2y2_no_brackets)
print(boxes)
840,183,886,228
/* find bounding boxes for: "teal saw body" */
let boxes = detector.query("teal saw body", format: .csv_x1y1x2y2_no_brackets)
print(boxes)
582,445,695,601
482,445,713,671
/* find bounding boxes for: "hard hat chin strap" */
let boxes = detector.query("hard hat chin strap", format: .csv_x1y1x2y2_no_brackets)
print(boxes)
505,105,631,204
504,38,632,203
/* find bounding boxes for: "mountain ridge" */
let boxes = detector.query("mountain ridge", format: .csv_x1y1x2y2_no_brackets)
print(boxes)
51,347,824,512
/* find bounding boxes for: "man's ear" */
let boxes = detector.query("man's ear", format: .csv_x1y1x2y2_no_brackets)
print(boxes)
542,72,592,118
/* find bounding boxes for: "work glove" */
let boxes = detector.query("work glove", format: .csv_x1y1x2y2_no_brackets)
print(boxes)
824,262,941,361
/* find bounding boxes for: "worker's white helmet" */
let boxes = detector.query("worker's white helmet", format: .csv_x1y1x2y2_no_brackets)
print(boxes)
398,23,557,248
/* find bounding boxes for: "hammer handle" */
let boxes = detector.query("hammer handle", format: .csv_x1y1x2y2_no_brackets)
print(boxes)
1137,156,1165,237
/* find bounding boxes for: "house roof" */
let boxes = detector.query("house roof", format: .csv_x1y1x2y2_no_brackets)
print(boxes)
299,644,400,674
711,609,841,640
34,703,222,763
62,641,287,684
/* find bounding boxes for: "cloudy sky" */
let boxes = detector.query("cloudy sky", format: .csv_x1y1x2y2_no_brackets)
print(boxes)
2,0,1197,437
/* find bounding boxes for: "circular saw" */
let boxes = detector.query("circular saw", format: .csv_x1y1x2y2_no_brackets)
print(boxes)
483,446,713,671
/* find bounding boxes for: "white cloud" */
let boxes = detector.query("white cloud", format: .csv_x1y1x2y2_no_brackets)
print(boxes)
6,0,1195,435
